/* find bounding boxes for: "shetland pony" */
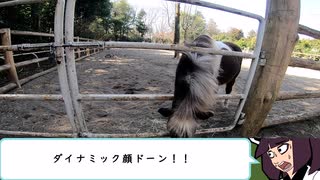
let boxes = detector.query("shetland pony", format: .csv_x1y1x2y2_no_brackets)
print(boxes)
158,35,242,137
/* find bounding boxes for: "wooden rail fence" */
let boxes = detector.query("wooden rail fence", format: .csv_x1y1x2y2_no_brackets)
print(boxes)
0,29,102,93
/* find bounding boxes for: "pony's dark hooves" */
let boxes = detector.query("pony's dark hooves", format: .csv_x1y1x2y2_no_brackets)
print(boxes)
158,108,174,117
196,112,214,120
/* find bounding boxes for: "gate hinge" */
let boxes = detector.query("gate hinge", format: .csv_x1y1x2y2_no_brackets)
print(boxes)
259,51,266,66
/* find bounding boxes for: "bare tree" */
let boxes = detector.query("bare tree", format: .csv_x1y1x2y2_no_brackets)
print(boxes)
144,8,159,40
206,19,220,37
162,1,175,30
144,1,176,43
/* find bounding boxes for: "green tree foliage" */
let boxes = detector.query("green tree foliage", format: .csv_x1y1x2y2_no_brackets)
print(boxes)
0,0,54,32
189,11,206,40
213,29,256,51
227,28,244,41
135,9,148,38
0,0,56,43
233,30,257,51
0,0,112,41
111,0,135,40
88,17,107,40
235,37,256,50
214,33,233,42
0,0,148,42
75,0,112,39
180,10,206,41
295,39,317,53
180,11,192,41
294,39,320,60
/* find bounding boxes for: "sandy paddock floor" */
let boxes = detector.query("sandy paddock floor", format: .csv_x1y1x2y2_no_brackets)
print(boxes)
1,49,320,137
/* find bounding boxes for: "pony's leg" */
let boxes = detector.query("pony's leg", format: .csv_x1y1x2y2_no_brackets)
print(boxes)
224,78,236,108
157,92,182,118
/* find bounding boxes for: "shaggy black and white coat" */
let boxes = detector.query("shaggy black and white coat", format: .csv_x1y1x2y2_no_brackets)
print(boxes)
159,35,243,137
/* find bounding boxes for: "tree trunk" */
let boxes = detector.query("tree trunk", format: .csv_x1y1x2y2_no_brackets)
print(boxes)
31,4,40,31
174,3,180,58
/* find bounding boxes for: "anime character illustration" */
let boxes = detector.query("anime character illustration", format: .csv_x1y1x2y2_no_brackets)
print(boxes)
251,138,320,180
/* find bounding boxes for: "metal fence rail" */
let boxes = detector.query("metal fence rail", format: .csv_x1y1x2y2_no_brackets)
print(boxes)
0,94,63,101
0,0,267,137
0,41,255,58
166,0,264,21
60,0,267,136
0,43,53,51
78,94,244,101
1,0,318,138
2,91,319,103
11,30,97,41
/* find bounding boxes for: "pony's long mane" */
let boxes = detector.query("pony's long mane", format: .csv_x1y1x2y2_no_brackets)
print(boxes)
168,35,222,137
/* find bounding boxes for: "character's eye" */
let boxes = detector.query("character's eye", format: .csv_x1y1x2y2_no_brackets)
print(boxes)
277,144,289,155
267,151,275,158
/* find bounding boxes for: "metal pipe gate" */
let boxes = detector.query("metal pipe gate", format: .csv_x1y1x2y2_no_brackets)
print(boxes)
0,0,268,137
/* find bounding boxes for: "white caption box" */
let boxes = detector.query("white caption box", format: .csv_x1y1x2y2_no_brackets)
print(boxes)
1,138,257,179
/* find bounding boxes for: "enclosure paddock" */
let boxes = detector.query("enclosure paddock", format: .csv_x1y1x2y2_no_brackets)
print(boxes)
1,48,320,137
1,0,320,137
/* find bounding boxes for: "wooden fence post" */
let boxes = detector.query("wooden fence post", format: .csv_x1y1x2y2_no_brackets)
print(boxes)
1,28,21,88
76,36,81,58
241,0,300,136
93,40,97,53
86,40,90,56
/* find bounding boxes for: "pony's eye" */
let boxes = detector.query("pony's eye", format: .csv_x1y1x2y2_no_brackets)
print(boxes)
267,151,275,158
277,144,289,155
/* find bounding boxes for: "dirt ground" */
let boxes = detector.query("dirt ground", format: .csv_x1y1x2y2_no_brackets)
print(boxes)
1,48,320,137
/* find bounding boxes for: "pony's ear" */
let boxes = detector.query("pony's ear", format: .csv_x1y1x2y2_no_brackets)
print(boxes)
249,138,261,145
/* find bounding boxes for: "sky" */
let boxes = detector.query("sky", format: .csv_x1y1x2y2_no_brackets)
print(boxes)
126,0,320,39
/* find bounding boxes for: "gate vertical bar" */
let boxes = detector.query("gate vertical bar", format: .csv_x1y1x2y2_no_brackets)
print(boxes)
54,0,77,134
233,0,270,123
65,0,88,134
